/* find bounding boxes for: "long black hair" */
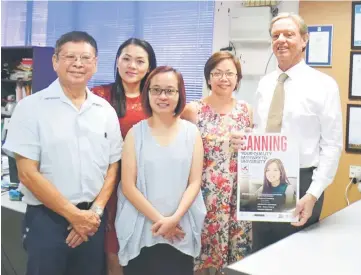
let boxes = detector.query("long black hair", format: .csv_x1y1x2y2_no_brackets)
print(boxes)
111,38,157,117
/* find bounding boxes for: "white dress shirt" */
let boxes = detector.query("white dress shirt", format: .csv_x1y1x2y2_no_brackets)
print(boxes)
254,60,342,199
3,79,123,205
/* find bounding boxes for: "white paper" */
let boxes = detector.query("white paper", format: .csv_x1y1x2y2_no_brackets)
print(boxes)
348,107,361,150
354,5,361,47
308,31,329,63
351,54,361,97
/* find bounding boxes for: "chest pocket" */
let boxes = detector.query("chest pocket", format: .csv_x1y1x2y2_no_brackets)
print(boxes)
80,108,111,175
88,133,110,173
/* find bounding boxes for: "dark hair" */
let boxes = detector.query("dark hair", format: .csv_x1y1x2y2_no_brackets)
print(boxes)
141,66,186,117
262,158,290,194
111,38,157,117
55,31,98,56
204,51,242,90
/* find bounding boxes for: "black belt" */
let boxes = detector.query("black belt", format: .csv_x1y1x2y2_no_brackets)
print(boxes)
300,167,316,172
28,201,94,210
76,201,94,210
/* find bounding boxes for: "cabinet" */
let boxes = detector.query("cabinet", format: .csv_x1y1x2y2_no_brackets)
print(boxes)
1,46,57,101
1,46,57,183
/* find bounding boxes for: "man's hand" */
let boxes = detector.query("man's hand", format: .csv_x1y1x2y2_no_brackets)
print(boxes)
151,216,180,238
292,193,317,227
67,210,100,241
230,128,252,150
66,229,84,248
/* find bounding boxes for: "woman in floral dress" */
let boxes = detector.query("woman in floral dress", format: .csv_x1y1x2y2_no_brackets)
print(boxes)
182,52,252,275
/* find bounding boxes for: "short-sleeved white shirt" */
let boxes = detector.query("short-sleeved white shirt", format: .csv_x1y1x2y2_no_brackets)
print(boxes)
3,79,123,205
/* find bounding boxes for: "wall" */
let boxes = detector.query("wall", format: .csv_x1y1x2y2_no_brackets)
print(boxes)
299,0,361,219
212,0,361,218
210,1,299,104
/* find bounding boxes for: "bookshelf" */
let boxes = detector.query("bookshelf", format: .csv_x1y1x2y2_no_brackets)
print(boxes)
1,46,57,184
1,46,57,100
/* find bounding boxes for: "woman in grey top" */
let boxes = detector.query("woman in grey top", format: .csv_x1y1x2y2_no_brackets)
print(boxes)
115,66,206,275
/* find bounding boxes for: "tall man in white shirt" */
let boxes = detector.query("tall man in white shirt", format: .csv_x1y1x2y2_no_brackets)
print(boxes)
3,31,122,275
232,13,342,252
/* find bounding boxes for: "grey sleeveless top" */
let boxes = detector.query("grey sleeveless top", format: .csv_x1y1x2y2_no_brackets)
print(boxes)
115,119,207,266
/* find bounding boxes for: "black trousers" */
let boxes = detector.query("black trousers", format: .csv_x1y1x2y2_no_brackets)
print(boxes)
23,204,106,275
252,167,324,253
123,244,193,275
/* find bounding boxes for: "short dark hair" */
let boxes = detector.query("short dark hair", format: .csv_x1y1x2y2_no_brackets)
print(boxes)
54,31,98,56
141,66,186,117
204,51,242,90
111,38,157,117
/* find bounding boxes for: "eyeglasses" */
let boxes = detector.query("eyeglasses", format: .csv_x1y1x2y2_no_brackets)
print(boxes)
211,71,237,79
58,53,95,64
149,87,178,97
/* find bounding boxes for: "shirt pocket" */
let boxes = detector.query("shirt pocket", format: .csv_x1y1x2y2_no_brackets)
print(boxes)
88,133,111,176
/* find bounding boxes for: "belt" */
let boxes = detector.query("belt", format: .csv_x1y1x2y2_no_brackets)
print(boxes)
300,167,316,172
76,201,94,210
28,201,94,210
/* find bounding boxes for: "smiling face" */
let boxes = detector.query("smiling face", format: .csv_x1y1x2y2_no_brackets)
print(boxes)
148,71,179,116
271,17,308,70
208,59,238,96
117,44,150,85
266,162,281,187
52,41,97,87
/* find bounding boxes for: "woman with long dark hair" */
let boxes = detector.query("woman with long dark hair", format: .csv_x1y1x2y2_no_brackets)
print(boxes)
261,158,295,211
92,38,157,275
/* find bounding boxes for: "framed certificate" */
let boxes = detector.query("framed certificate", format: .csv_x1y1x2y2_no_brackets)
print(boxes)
351,1,361,49
305,25,333,67
349,52,361,100
345,104,361,154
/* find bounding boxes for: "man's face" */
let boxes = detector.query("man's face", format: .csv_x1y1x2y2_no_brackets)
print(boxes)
271,18,307,66
52,41,97,87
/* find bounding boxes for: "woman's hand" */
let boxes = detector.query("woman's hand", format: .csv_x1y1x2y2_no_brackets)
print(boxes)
163,226,186,243
230,128,252,150
151,216,184,242
151,216,178,236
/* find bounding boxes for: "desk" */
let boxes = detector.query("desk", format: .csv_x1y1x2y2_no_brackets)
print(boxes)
226,200,361,275
1,191,26,213
1,192,27,275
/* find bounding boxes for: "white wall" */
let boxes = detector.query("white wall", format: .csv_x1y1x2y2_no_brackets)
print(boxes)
209,0,300,105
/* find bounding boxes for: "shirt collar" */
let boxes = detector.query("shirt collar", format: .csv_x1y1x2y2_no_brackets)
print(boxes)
276,59,306,81
43,78,103,107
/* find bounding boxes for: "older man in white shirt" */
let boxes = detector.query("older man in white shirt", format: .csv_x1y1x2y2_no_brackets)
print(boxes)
232,13,342,252
3,31,122,275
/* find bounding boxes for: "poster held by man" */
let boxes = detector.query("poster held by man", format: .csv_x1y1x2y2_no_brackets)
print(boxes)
237,134,299,222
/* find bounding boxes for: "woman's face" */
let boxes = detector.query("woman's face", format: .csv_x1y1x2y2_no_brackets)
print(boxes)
266,162,281,186
208,59,238,96
117,44,149,85
148,72,179,115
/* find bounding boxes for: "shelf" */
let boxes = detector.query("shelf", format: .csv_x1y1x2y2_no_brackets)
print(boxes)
1,79,32,83
230,38,271,45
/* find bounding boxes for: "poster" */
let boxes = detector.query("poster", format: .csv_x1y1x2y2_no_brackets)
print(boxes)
237,134,299,222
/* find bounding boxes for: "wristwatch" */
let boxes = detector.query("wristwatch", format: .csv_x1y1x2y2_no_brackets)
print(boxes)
90,203,104,217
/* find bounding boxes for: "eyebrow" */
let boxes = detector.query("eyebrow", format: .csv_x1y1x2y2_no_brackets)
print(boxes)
213,69,235,72
123,53,146,59
151,85,177,89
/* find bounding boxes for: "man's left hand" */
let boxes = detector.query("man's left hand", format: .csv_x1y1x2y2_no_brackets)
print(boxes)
66,209,101,248
66,228,85,248
291,193,317,227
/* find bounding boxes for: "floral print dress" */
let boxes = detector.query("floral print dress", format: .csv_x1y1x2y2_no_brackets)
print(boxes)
193,100,252,271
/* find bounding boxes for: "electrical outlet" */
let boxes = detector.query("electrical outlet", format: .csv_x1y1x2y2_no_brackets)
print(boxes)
358,183,361,193
349,165,361,180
